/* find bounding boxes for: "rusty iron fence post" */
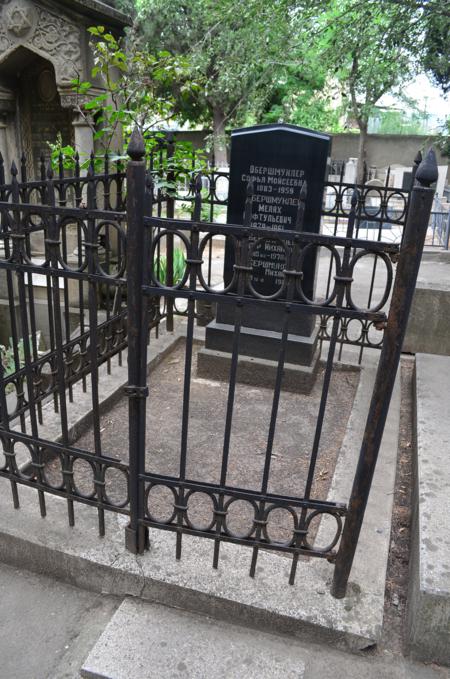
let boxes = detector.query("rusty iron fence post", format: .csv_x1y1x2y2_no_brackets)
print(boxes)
125,127,150,554
331,148,438,598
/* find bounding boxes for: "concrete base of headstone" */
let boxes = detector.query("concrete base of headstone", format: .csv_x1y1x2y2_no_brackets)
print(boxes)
197,345,320,394
198,317,320,392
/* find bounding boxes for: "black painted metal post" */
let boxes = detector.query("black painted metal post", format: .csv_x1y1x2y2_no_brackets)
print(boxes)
332,149,438,598
166,132,175,331
125,127,150,554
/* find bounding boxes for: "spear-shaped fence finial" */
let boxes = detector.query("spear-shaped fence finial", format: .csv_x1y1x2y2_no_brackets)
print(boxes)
415,148,438,188
127,126,145,161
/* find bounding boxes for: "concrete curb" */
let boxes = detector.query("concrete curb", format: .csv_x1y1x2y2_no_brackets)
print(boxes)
0,360,400,653
407,353,450,666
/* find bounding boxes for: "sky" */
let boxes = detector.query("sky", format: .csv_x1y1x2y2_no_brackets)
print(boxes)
379,74,449,131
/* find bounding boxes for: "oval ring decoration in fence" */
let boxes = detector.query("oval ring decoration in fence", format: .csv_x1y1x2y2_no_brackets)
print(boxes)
42,453,65,490
198,232,238,293
146,483,178,525
24,195,48,228
347,250,393,312
340,318,365,344
36,359,56,399
213,173,230,204
150,230,191,290
297,243,340,306
71,456,97,500
95,221,127,279
338,186,358,218
0,433,8,472
222,497,259,540
247,236,290,300
361,188,383,218
262,504,298,547
56,217,88,272
366,320,384,347
102,465,130,508
19,217,50,267
14,440,36,481
184,489,217,532
303,509,344,553
321,183,339,215
386,191,408,222
0,210,29,263
2,377,19,419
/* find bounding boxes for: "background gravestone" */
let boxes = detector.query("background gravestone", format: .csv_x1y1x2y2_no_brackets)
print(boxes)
198,123,331,392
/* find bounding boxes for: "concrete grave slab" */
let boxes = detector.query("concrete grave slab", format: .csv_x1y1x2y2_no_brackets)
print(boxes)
81,597,306,679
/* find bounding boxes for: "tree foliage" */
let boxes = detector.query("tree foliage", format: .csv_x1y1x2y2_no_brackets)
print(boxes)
293,0,427,178
72,27,194,149
134,0,292,163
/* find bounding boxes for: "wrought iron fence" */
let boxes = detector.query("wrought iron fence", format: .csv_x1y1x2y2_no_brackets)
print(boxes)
0,132,437,598
1,135,424,355
123,132,437,597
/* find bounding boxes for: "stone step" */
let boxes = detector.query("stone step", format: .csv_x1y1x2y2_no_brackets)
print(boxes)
80,598,306,679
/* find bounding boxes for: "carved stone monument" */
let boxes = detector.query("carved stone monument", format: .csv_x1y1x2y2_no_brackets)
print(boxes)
0,0,130,178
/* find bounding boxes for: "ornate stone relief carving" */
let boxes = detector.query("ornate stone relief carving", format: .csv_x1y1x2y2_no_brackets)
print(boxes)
0,0,84,92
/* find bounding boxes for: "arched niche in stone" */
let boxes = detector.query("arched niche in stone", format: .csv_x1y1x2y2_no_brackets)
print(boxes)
0,0,95,178
0,46,76,178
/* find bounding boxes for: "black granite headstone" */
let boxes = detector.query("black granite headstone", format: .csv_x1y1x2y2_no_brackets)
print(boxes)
224,123,331,301
200,124,331,383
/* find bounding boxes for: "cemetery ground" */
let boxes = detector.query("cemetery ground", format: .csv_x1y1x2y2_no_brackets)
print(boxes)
0,358,447,678
1,248,450,678
55,342,360,543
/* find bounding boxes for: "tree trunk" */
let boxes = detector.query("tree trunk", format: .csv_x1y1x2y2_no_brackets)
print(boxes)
212,106,228,167
357,121,368,184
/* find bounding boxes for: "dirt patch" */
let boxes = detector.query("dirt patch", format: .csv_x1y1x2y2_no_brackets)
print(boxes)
380,358,414,654
46,341,359,545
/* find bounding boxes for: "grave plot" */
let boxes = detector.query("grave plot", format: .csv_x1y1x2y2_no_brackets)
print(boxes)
46,339,359,546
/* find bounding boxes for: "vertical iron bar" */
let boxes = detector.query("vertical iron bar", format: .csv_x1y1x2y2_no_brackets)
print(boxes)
249,182,305,578
46,166,75,526
0,161,19,506
175,174,202,560
290,188,359,584
166,133,175,331
125,128,150,554
212,179,252,569
11,163,46,516
85,165,105,537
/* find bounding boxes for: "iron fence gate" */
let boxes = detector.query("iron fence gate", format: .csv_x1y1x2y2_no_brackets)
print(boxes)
0,129,437,598
124,131,437,597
